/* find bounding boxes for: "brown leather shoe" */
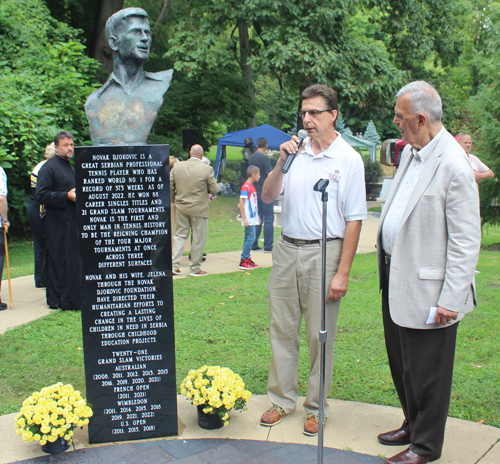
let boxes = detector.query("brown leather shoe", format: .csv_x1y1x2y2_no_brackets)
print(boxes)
386,448,440,464
189,270,208,276
378,427,411,446
260,405,286,427
303,413,323,436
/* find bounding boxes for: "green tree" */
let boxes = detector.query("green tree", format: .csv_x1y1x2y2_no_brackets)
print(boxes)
164,0,406,135
364,120,381,145
367,0,465,76
0,0,100,233
440,1,500,224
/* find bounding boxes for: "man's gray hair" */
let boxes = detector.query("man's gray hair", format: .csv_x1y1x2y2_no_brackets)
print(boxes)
396,81,442,123
105,7,149,45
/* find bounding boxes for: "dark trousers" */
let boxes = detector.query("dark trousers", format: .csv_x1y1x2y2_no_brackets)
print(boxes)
27,203,46,288
252,195,274,251
381,259,457,459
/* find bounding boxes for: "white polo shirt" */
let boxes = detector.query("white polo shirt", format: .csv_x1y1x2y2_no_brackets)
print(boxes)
468,153,490,174
280,133,367,240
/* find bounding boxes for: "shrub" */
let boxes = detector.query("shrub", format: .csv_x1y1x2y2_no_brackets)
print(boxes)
364,158,383,193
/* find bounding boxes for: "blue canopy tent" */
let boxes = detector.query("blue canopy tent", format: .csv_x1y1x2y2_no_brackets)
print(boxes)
214,124,291,180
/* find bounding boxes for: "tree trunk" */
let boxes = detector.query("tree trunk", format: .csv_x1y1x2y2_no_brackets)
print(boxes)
297,80,313,131
89,0,124,75
154,0,174,32
238,21,256,127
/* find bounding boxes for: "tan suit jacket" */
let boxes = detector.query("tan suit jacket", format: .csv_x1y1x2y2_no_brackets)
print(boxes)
170,158,218,218
377,129,481,329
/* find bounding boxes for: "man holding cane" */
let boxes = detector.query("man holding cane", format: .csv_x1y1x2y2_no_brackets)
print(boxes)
259,84,366,435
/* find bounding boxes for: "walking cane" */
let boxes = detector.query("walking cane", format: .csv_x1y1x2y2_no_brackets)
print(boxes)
313,178,330,464
3,226,13,308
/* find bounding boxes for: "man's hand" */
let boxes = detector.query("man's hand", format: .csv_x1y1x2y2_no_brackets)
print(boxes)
243,218,249,227
2,221,9,233
67,188,76,202
279,135,301,164
328,272,348,301
435,306,458,326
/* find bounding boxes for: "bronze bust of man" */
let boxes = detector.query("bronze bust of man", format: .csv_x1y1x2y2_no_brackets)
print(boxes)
85,7,173,146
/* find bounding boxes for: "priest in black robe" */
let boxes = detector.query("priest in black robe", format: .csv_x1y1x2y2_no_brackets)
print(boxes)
37,131,81,310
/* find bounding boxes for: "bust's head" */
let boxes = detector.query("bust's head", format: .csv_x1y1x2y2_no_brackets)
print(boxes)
105,8,151,64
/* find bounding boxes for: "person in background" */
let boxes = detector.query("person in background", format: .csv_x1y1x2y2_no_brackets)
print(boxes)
27,142,55,288
169,156,179,248
458,133,495,183
36,131,80,310
242,137,254,161
0,166,9,310
239,165,261,270
171,145,218,276
248,137,274,253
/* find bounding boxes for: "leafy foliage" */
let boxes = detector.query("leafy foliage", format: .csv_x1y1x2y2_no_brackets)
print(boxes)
468,85,500,224
163,0,407,138
0,0,100,234
363,157,384,193
452,1,500,225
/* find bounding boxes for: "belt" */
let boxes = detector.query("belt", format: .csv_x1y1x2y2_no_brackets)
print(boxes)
282,234,340,246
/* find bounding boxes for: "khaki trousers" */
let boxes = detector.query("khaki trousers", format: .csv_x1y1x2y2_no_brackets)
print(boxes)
267,235,343,416
171,209,208,273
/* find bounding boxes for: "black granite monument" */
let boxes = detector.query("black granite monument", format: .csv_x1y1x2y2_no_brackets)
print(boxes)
75,145,177,444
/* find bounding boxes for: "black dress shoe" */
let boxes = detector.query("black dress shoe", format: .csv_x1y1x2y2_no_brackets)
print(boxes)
386,448,439,463
0,301,7,310
378,427,411,446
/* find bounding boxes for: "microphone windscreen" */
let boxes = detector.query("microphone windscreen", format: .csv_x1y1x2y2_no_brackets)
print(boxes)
297,129,308,140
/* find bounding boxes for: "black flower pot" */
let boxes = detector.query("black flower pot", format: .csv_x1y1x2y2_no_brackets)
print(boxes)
197,405,223,430
42,437,70,454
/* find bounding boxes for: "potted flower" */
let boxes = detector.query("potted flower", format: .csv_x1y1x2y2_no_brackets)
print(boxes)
180,365,252,429
15,382,93,454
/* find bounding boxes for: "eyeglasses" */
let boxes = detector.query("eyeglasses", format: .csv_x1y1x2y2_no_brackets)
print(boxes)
297,109,332,118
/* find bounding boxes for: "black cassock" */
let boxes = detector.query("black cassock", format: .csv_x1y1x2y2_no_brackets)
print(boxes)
37,155,81,309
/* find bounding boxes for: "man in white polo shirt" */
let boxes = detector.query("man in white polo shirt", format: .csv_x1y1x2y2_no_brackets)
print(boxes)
260,84,367,436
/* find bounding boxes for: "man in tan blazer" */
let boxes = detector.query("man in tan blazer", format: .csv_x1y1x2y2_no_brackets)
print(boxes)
171,145,218,276
376,82,481,464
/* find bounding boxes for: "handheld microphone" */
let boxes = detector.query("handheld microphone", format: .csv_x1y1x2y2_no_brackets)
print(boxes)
282,129,307,174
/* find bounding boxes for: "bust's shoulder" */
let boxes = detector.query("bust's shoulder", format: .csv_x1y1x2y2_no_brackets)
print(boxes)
85,87,100,109
145,70,174,82
144,70,173,92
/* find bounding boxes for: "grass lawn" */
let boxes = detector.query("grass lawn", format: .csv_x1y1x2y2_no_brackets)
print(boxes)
206,145,249,162
204,195,282,253
2,204,500,426
1,247,499,427
2,238,36,280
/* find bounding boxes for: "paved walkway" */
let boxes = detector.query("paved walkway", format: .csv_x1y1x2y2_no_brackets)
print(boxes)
2,205,500,463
